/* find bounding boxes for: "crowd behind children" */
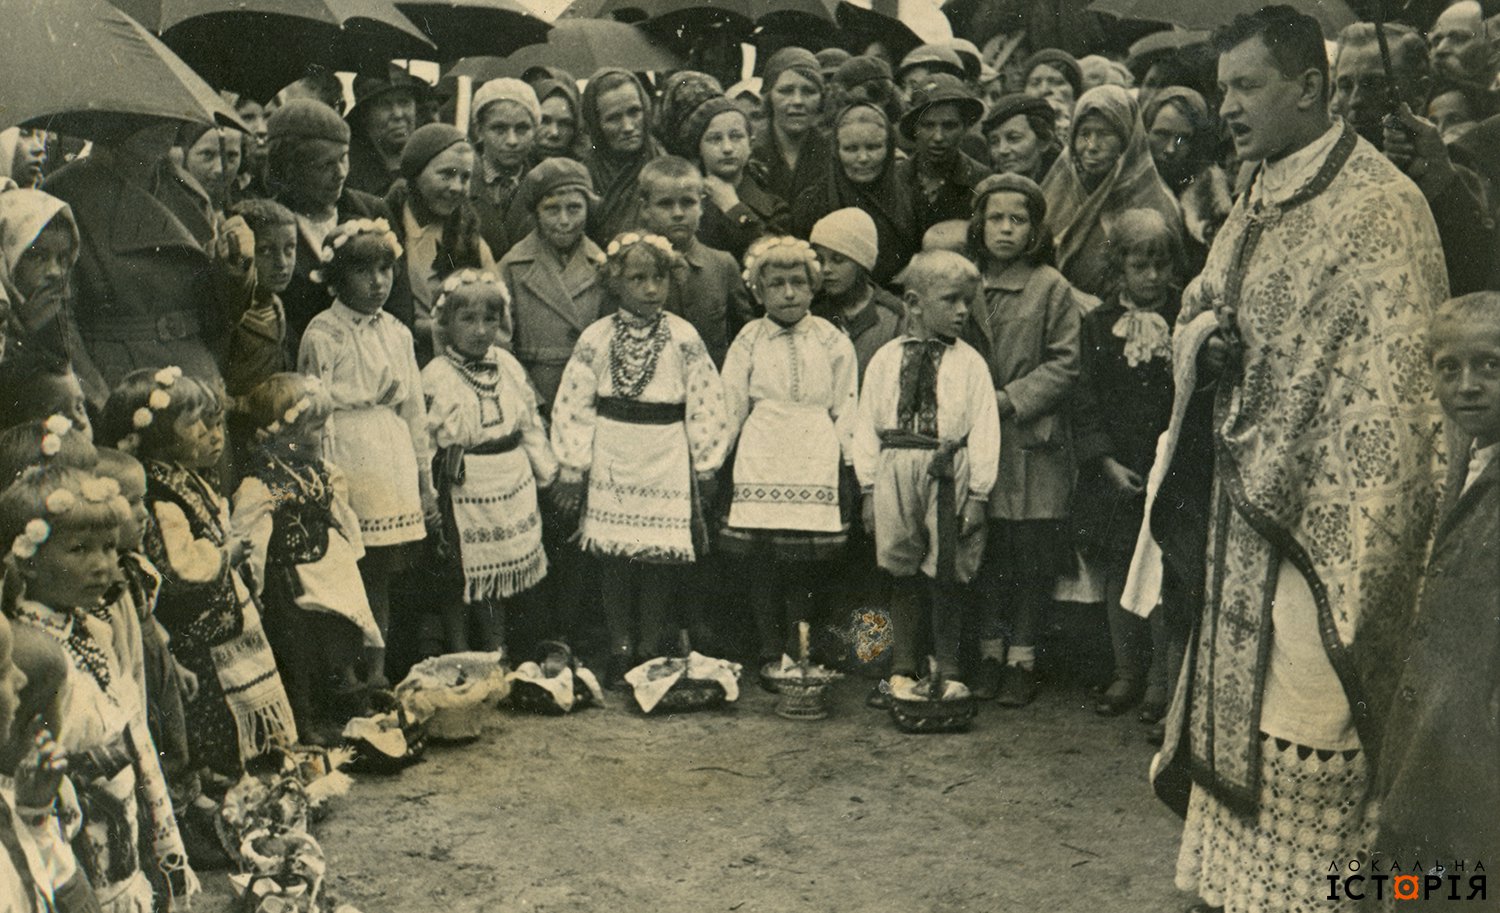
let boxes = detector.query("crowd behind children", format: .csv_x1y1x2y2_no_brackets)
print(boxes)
1,3,1498,911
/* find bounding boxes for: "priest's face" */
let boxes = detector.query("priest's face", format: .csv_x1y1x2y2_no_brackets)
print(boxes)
1217,35,1314,163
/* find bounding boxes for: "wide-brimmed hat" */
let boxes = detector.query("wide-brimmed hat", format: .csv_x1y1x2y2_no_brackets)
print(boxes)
346,66,430,125
898,73,983,140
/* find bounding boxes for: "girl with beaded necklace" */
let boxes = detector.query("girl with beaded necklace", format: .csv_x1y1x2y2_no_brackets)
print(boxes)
422,269,557,655
297,218,437,688
550,231,730,683
2,464,198,912
97,367,297,781
720,236,859,677
229,372,383,745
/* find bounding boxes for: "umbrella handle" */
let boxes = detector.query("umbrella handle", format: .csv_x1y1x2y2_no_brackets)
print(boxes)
455,76,473,131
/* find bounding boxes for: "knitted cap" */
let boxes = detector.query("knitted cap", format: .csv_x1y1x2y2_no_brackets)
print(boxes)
657,71,725,158
833,55,894,90
817,47,852,77
520,156,600,212
1022,49,1084,99
762,47,824,95
266,99,350,148
472,78,541,128
898,44,965,81
399,123,467,182
810,207,878,274
899,73,984,140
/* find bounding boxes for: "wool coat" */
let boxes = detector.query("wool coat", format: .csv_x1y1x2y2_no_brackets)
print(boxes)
496,230,607,408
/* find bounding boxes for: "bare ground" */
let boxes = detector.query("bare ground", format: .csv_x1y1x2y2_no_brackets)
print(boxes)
198,675,1189,913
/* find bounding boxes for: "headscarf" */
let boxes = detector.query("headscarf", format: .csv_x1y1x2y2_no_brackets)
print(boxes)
0,189,79,348
580,68,664,244
799,103,917,286
1039,84,1181,294
533,76,589,161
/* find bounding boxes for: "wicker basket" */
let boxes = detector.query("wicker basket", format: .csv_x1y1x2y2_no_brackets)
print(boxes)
890,693,977,733
651,677,729,713
510,677,598,715
397,652,509,741
775,675,835,721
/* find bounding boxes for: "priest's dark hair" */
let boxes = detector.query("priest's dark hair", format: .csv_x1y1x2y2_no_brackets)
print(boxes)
1212,5,1330,100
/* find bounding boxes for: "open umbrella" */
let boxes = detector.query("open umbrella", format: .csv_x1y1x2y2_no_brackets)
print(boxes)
112,0,435,102
446,18,682,79
1087,0,1356,37
839,0,951,56
397,0,552,58
1,0,245,140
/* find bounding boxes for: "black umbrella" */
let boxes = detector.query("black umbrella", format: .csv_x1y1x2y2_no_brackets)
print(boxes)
1087,0,1356,37
1,0,245,140
112,0,436,102
446,18,683,79
397,0,552,59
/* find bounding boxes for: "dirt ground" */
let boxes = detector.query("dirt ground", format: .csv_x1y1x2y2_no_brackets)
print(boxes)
197,671,1190,913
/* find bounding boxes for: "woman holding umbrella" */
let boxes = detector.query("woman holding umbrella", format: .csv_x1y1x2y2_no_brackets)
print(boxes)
747,48,832,209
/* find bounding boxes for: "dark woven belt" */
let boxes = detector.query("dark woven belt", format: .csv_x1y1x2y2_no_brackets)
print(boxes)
877,429,970,582
596,397,686,424
468,429,524,455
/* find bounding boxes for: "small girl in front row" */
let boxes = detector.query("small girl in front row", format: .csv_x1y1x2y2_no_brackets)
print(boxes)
550,232,730,684
99,367,297,779
720,236,859,677
422,270,557,655
230,373,384,745
2,465,198,910
298,218,436,687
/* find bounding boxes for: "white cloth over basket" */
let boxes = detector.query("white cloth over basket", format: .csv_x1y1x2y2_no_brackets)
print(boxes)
396,652,510,731
506,661,605,712
625,652,742,713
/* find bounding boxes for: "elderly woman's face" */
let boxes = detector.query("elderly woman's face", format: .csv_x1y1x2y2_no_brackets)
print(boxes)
596,84,645,155
1025,64,1075,109
365,91,416,154
477,100,536,172
288,138,350,210
769,70,822,138
988,114,1042,177
1073,111,1123,183
1148,103,1195,174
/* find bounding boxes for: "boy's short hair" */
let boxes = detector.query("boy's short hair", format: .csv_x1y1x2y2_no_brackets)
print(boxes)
638,155,703,198
230,198,296,240
902,250,980,298
1432,291,1500,344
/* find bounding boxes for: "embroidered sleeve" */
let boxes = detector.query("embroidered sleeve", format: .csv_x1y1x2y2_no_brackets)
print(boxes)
229,477,276,598
964,350,1002,500
827,330,860,466
719,325,755,448
421,362,479,449
681,333,730,474
394,331,436,512
852,344,895,491
503,354,559,486
152,501,225,585
550,331,602,482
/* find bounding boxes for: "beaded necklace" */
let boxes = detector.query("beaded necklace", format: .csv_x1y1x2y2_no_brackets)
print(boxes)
444,347,504,427
15,602,114,694
608,310,671,400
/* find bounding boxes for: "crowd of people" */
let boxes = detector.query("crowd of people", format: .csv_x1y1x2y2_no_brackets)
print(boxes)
0,2,1497,911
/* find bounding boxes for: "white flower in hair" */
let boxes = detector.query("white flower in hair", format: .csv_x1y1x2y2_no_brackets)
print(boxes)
332,233,349,249
80,477,120,502
10,536,38,560
132,407,154,429
24,519,50,545
154,366,181,387
40,433,61,456
44,489,76,514
309,270,324,284
43,415,72,436
148,389,171,410
119,433,141,454
320,247,335,263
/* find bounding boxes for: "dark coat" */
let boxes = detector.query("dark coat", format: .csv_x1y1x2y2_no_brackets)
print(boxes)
1375,444,1500,866
811,286,905,382
898,151,993,236
1071,290,1179,559
276,188,411,363
665,239,751,367
697,173,788,264
44,157,249,390
385,179,490,364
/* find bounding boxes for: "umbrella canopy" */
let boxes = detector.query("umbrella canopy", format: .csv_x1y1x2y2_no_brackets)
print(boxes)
839,0,951,55
112,0,436,102
1,0,245,140
1088,0,1355,37
397,0,552,58
447,18,682,79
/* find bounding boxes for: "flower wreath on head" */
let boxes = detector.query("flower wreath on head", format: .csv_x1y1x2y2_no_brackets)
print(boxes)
742,235,821,288
38,414,73,458
603,231,683,274
9,476,125,561
256,376,325,441
117,366,183,455
308,218,404,287
432,268,510,325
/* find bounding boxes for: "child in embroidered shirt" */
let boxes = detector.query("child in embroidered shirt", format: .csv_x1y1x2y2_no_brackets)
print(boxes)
93,446,194,782
230,373,382,745
99,367,297,779
297,218,438,688
1,465,198,911
636,156,752,366
720,236,858,675
550,231,730,683
423,270,558,655
852,250,999,702
1073,209,1181,719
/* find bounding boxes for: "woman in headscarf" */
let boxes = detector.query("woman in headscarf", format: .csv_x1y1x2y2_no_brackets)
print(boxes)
793,103,918,288
747,47,833,207
1022,49,1084,135
1141,87,1215,197
1040,84,1182,299
533,72,589,162
982,93,1063,184
0,188,101,396
580,68,664,245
